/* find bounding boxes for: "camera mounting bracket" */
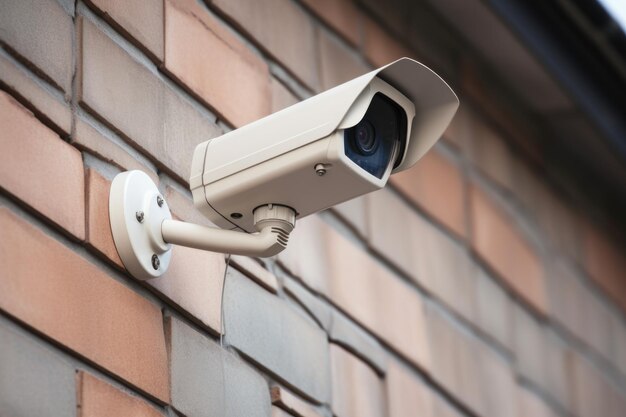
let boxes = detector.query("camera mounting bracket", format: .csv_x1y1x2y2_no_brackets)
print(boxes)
109,170,295,280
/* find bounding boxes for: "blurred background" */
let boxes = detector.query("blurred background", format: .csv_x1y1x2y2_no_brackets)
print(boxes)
0,0,625,417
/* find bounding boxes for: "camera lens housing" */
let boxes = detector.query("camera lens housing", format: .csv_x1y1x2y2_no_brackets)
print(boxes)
344,93,408,179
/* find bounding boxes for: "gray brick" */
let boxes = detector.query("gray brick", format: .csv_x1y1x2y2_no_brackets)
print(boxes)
0,52,71,134
0,319,76,417
475,267,513,351
281,273,332,330
512,304,546,385
0,0,73,94
224,269,331,403
328,309,387,375
79,18,221,182
167,316,271,417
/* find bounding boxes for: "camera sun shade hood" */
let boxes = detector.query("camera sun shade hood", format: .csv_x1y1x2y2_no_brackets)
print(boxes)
190,57,459,190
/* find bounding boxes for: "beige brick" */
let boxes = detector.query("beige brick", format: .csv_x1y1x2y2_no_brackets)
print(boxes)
543,331,574,411
86,169,124,268
330,344,385,417
468,120,514,190
148,244,225,333
363,16,415,67
513,163,582,260
479,346,516,417
165,0,270,127
548,260,614,362
331,195,368,238
469,185,547,314
0,91,84,240
367,189,476,323
271,77,299,113
426,303,483,414
270,386,322,417
79,18,221,182
0,53,71,134
301,0,361,46
212,0,319,89
475,267,513,351
0,208,169,402
512,303,546,386
390,148,467,238
516,385,558,417
583,223,626,312
86,0,163,61
78,372,163,417
571,352,626,417
280,215,431,370
318,29,369,90
74,118,159,185
442,103,472,150
0,0,73,93
386,361,434,417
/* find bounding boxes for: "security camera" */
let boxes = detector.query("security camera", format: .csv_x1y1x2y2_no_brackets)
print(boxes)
109,58,458,280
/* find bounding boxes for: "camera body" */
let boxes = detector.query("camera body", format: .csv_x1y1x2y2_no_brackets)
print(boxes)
190,58,458,232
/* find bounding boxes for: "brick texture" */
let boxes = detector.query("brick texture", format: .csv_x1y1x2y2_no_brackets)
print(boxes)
86,0,164,61
74,118,159,184
167,316,271,417
301,0,361,46
0,52,71,134
0,0,73,94
271,386,323,417
390,148,467,238
367,189,476,323
0,319,76,417
386,361,434,417
583,223,626,311
469,184,547,314
330,344,385,417
212,0,319,89
224,268,331,403
79,17,221,182
165,0,270,127
318,28,369,90
86,169,124,267
1,2,623,417
78,372,163,417
362,16,414,67
282,215,431,370
0,208,169,402
0,91,85,240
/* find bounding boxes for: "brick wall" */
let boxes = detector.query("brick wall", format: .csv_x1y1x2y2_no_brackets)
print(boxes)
1,1,625,416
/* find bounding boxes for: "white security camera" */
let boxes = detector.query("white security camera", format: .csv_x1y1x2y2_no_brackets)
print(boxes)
109,58,458,280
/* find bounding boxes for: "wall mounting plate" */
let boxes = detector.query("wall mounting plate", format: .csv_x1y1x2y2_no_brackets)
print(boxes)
109,170,172,280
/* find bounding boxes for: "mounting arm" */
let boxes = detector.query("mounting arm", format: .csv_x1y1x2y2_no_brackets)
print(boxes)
109,170,295,281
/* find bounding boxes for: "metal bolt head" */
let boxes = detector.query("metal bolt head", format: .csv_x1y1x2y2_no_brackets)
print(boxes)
157,196,164,207
135,211,145,223
151,254,160,270
314,163,326,176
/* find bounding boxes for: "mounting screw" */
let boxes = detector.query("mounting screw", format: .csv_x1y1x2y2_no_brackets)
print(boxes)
315,163,326,176
157,196,164,207
151,254,160,270
135,211,145,223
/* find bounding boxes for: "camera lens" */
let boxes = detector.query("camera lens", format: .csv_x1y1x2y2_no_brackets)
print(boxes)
344,93,407,179
354,120,377,154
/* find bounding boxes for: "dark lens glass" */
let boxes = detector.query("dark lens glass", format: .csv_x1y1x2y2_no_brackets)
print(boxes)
354,120,377,154
344,93,407,179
